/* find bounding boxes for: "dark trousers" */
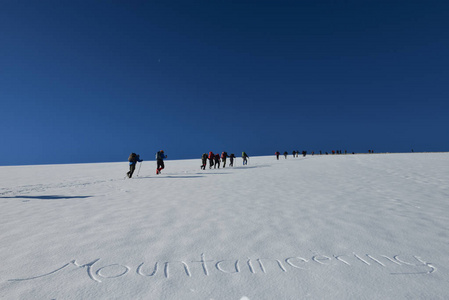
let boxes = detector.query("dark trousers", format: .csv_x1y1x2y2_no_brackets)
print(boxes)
127,163,136,178
157,159,164,170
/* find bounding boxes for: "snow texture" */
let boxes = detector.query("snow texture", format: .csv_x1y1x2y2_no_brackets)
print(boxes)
1,153,449,299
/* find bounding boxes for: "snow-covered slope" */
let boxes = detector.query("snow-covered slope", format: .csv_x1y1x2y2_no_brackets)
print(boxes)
1,153,449,299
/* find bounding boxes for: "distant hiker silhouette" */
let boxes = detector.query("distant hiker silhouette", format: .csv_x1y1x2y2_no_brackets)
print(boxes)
221,151,228,168
156,150,166,175
229,153,235,167
208,152,215,169
201,153,208,170
242,152,249,165
275,151,280,160
214,153,220,169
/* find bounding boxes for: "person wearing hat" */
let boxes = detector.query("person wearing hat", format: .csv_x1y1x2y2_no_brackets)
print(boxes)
156,150,166,175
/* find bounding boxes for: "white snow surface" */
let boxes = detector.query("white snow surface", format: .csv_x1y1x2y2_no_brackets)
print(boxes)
1,153,449,299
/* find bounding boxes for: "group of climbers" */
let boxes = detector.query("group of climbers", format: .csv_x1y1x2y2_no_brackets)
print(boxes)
127,148,366,178
126,150,250,178
276,151,307,159
201,152,248,169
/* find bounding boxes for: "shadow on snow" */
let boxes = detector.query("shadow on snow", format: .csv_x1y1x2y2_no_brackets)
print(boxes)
136,175,206,179
0,195,92,200
231,164,271,170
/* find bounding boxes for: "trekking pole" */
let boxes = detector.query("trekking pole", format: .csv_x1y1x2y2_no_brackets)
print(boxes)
137,161,142,177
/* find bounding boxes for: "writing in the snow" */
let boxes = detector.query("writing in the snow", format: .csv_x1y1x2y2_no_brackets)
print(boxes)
9,253,436,283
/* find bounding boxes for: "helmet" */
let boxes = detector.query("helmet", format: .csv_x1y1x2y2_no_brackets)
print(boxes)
160,150,164,153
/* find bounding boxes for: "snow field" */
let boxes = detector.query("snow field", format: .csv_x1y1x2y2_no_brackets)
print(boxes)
1,153,449,299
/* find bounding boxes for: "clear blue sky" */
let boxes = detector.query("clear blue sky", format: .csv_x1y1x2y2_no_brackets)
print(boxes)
1,0,448,165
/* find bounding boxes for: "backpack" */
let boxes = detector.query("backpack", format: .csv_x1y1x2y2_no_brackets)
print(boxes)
128,153,136,162
155,152,161,160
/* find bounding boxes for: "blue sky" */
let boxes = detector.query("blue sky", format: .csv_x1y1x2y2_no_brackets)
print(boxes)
1,0,448,165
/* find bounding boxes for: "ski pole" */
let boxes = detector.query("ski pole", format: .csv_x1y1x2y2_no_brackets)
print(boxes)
137,161,142,177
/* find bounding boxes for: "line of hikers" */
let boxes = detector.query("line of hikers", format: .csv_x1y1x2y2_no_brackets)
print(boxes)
275,149,362,159
275,151,308,160
127,149,368,178
201,151,249,170
127,151,249,178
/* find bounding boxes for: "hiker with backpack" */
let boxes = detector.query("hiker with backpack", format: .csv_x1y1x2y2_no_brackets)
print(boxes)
221,151,228,168
283,151,288,159
275,151,280,160
156,150,166,175
229,153,235,167
242,152,249,165
127,153,143,178
201,153,208,170
214,153,221,169
208,151,215,169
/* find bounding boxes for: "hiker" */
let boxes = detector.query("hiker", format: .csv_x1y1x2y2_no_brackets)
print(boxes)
302,150,307,157
156,150,166,175
221,151,228,168
201,153,208,170
283,151,288,159
127,153,142,178
292,150,296,157
208,151,215,169
214,153,221,169
229,153,235,167
242,152,249,165
275,151,280,160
